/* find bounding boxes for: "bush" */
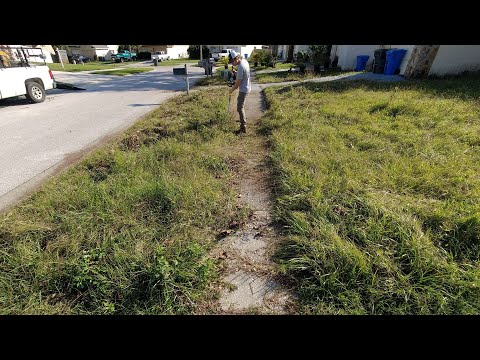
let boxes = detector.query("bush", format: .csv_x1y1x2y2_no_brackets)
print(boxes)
250,52,260,65
309,45,332,67
263,53,276,68
220,57,229,68
295,51,309,63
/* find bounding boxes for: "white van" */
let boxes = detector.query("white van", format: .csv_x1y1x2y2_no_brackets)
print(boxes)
0,47,56,103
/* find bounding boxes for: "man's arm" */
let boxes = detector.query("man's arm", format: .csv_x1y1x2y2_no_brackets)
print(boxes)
230,78,242,92
230,63,243,92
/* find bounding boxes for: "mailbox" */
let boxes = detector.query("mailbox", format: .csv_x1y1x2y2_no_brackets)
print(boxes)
173,67,187,75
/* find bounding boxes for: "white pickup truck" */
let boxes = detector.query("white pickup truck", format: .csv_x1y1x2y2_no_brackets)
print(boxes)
151,51,170,62
212,48,234,62
0,48,56,103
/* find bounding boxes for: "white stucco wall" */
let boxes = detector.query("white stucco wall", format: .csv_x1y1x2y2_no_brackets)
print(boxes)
335,45,414,74
429,45,480,76
277,45,288,60
240,45,263,59
336,45,378,69
166,45,190,59
294,45,310,54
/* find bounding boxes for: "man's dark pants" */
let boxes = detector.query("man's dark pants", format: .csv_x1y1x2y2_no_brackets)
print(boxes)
237,91,248,131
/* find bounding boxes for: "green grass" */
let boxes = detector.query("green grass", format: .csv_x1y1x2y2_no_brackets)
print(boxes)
195,72,231,86
262,74,480,314
250,62,296,71
255,69,359,84
157,59,199,66
0,88,248,314
90,68,153,76
47,61,131,72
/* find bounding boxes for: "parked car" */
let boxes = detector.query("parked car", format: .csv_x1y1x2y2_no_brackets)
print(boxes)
111,50,137,63
0,50,56,103
69,54,92,64
151,51,170,62
212,48,234,62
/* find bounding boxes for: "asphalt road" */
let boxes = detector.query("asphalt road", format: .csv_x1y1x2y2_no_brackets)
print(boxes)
0,63,206,212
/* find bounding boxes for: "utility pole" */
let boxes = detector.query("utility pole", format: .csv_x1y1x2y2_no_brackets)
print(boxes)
200,45,203,61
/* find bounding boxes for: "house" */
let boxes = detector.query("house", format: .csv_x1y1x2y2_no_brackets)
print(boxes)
66,45,119,60
330,45,480,78
206,45,264,59
271,45,311,61
138,45,190,59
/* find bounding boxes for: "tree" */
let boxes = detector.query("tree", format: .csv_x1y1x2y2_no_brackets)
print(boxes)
286,45,295,62
119,45,140,53
308,45,332,66
187,45,210,60
51,45,70,52
404,45,440,79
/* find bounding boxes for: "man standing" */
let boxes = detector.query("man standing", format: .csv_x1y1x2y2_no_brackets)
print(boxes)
228,50,250,134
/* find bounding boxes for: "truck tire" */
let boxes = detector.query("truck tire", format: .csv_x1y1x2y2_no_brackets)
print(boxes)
120,58,124,63
25,82,45,103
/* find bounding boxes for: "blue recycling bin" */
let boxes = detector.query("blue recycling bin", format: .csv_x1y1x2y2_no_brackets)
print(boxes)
384,49,407,75
355,55,369,71
244,53,248,59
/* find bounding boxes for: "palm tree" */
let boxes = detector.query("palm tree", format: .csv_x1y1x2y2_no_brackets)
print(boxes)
404,45,440,79
286,45,295,62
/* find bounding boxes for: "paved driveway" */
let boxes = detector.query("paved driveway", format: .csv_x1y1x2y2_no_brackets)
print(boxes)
0,64,205,212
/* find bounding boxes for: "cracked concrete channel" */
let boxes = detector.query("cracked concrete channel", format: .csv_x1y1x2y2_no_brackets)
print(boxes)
210,80,296,314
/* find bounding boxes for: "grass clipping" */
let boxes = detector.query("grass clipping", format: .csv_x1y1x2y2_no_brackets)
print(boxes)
0,88,247,314
262,75,480,314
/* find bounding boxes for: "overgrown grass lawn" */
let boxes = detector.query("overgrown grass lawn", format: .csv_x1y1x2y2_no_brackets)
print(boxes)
255,69,358,84
250,62,296,72
0,88,247,314
262,75,480,314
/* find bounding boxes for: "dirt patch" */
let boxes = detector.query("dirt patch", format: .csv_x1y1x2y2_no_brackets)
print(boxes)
120,126,169,151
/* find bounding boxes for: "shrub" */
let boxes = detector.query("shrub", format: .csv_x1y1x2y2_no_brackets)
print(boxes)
250,52,260,66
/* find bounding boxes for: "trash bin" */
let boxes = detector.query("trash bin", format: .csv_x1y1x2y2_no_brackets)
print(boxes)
355,55,369,71
372,49,387,73
153,58,158,66
244,53,248,59
384,49,407,75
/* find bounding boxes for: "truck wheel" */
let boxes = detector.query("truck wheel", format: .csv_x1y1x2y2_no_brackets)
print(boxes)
132,57,137,61
25,82,45,103
120,58,124,63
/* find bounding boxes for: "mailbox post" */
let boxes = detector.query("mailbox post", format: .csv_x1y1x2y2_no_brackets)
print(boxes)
185,64,189,95
173,64,189,95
